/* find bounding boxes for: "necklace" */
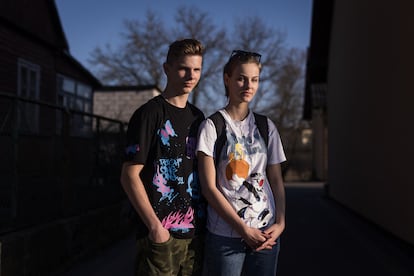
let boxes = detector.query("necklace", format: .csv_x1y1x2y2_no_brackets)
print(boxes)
233,120,245,139
223,108,248,139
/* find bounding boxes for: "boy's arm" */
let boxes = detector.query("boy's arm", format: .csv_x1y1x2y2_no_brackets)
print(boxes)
120,162,170,243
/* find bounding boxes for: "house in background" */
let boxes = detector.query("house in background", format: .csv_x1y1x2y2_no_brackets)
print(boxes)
93,85,161,128
305,0,414,246
0,0,101,135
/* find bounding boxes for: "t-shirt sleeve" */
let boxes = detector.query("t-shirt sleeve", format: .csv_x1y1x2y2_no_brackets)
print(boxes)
196,118,217,158
124,104,157,163
267,118,287,165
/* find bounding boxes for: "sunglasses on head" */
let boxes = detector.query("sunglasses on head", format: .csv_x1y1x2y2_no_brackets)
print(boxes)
229,50,262,62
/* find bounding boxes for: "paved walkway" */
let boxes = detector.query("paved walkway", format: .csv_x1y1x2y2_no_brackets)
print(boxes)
59,234,135,276
277,183,414,276
60,182,414,276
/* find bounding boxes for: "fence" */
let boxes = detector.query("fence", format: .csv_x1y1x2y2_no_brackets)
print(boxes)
0,92,128,235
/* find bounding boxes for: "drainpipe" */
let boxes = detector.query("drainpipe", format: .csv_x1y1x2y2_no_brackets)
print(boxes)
11,97,20,219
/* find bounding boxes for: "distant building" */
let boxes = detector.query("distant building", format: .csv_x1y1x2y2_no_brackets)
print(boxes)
93,85,161,126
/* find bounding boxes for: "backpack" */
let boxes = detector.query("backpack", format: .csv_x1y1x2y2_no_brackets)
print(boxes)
208,111,269,166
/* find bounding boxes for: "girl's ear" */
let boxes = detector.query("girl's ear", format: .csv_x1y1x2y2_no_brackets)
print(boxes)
163,62,170,76
224,73,230,86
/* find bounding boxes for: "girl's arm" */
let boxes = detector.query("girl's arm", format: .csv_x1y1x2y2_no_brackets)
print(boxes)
257,163,286,251
197,151,269,249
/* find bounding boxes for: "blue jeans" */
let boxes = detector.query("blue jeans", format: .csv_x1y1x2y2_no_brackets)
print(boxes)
202,231,280,276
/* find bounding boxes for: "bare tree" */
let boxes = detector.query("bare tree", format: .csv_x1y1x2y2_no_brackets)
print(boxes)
227,16,288,113
223,19,308,178
264,48,306,128
263,48,307,177
87,8,310,179
88,7,305,125
89,10,169,86
172,6,228,109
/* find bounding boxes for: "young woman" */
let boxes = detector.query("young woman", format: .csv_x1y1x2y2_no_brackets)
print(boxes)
196,50,287,276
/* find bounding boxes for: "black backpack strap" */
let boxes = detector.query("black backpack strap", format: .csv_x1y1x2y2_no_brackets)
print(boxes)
209,111,269,167
208,111,226,166
253,112,269,147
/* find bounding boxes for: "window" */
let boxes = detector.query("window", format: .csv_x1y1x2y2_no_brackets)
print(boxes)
301,128,312,146
17,59,41,133
57,74,93,135
57,75,92,110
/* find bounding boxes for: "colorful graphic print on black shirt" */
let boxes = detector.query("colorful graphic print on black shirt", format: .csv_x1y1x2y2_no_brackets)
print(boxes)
124,95,205,239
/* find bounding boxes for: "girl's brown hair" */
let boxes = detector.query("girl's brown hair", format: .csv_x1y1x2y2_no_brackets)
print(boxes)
223,50,262,97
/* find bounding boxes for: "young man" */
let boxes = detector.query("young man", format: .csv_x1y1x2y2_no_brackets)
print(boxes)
120,38,205,276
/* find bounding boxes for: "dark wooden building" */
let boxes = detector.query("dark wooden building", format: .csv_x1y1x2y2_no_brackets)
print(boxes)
0,1,130,275
0,0,101,134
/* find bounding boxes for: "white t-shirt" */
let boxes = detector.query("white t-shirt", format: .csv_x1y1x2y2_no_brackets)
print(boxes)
196,109,286,237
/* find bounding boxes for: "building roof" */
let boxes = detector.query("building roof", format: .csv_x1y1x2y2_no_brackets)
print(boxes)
96,85,162,93
0,0,101,87
303,0,334,120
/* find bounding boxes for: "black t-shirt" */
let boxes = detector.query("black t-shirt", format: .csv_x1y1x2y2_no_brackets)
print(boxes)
124,95,205,239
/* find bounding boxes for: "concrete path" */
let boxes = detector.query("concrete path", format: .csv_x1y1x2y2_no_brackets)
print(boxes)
60,182,414,276
277,182,414,276
60,234,135,276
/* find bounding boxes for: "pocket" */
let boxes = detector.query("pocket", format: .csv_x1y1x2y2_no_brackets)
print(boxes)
148,235,173,248
145,236,175,272
135,236,176,275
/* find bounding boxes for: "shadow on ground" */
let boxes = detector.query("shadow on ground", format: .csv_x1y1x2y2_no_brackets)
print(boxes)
277,182,414,276
61,182,414,276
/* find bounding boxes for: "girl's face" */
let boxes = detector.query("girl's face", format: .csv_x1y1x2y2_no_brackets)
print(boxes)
225,62,260,104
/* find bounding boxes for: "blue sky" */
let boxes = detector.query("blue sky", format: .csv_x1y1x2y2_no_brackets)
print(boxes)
55,0,312,68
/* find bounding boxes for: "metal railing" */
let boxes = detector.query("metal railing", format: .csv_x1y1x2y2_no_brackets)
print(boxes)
0,91,128,234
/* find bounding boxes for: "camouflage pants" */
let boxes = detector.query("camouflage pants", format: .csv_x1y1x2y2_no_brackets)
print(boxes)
135,235,203,276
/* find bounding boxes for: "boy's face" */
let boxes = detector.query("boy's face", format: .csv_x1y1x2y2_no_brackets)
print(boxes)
164,55,203,95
